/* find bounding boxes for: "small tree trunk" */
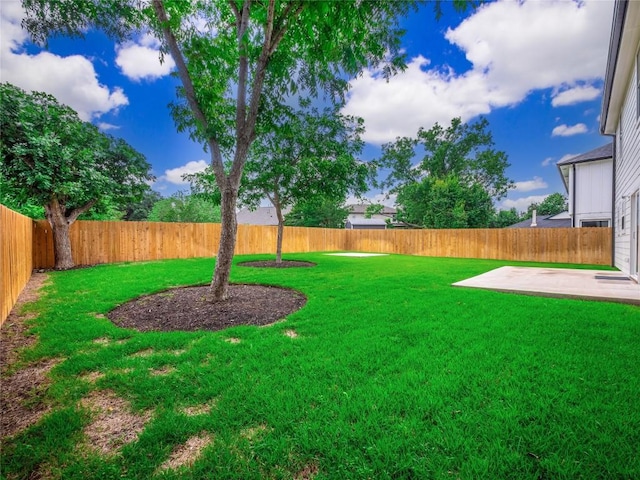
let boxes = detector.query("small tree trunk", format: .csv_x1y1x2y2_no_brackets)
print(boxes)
275,202,284,263
45,202,74,270
210,188,239,301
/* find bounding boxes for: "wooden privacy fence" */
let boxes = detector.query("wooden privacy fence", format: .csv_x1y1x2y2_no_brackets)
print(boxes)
1,213,612,324
1,205,33,324
31,219,612,269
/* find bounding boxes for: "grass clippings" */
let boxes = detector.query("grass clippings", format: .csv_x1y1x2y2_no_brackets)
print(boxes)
0,357,62,438
92,337,111,345
79,371,105,384
129,348,154,358
181,400,217,417
149,365,176,376
157,433,213,472
294,462,319,480
79,389,151,456
0,273,48,373
225,337,241,344
284,329,298,338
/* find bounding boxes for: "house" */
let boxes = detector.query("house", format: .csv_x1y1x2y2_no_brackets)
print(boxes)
507,211,571,229
599,0,640,278
556,143,613,228
345,204,397,230
237,206,291,226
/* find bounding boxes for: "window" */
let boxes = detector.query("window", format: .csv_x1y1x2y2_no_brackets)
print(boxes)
581,220,610,228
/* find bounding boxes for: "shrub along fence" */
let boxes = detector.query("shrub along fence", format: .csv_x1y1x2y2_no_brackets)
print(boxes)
2,212,612,325
1,205,34,324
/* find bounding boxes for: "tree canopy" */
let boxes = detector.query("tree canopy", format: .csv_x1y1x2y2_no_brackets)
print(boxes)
380,117,513,229
20,0,431,300
148,192,221,223
525,192,567,218
0,82,152,268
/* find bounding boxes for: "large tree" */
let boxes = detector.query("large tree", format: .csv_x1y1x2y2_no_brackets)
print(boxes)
0,83,152,269
20,0,433,300
381,117,513,228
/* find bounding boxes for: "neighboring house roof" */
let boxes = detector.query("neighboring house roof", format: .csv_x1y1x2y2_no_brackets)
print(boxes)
557,143,613,191
237,206,291,226
507,214,572,229
347,204,397,215
600,0,640,134
556,143,613,166
346,218,388,227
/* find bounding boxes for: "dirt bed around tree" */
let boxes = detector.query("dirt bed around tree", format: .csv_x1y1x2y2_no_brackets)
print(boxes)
108,284,307,332
237,260,316,268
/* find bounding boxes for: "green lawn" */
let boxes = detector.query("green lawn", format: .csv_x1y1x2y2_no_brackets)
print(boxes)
3,254,639,479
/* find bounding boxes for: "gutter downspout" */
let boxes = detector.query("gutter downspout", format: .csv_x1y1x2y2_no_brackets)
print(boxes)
572,164,577,228
604,137,616,267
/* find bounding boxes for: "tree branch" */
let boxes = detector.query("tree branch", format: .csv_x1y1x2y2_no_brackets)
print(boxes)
235,0,251,140
269,2,305,56
66,199,97,223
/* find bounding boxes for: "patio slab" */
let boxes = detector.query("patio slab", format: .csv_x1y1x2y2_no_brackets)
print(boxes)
453,266,640,305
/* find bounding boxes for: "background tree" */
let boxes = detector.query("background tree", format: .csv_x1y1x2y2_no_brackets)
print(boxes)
525,192,567,218
148,192,221,223
490,208,524,228
122,190,163,221
21,0,434,301
381,117,513,228
285,197,350,229
0,83,153,269
241,104,367,262
396,174,494,228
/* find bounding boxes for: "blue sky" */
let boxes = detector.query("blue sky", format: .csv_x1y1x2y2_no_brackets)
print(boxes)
0,0,615,212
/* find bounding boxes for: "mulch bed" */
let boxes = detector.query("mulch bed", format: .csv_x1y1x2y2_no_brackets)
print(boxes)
108,284,307,332
237,260,316,268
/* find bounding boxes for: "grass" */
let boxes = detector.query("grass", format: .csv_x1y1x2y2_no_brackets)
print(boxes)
3,253,639,479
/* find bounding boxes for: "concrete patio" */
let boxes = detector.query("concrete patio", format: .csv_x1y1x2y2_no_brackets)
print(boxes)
453,266,640,305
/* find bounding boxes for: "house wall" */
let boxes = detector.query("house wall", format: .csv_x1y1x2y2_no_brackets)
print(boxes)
613,45,640,275
574,159,613,226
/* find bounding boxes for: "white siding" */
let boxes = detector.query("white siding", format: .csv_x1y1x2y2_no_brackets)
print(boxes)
614,45,640,274
574,159,613,226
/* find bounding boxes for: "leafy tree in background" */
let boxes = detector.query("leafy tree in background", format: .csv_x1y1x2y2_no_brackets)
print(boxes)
21,0,459,301
241,104,367,262
0,83,152,269
491,208,524,228
148,192,221,223
525,192,567,218
381,117,513,228
285,197,350,229
122,190,163,221
397,174,494,228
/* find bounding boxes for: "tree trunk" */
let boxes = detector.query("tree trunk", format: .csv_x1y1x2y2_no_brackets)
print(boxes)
210,187,239,301
275,202,284,263
45,201,74,270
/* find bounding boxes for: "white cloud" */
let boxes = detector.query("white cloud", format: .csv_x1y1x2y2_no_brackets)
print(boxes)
551,85,601,107
501,194,549,213
541,157,554,167
162,160,208,185
514,176,547,192
97,122,120,131
115,34,175,81
552,123,588,137
0,3,129,121
343,0,613,144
